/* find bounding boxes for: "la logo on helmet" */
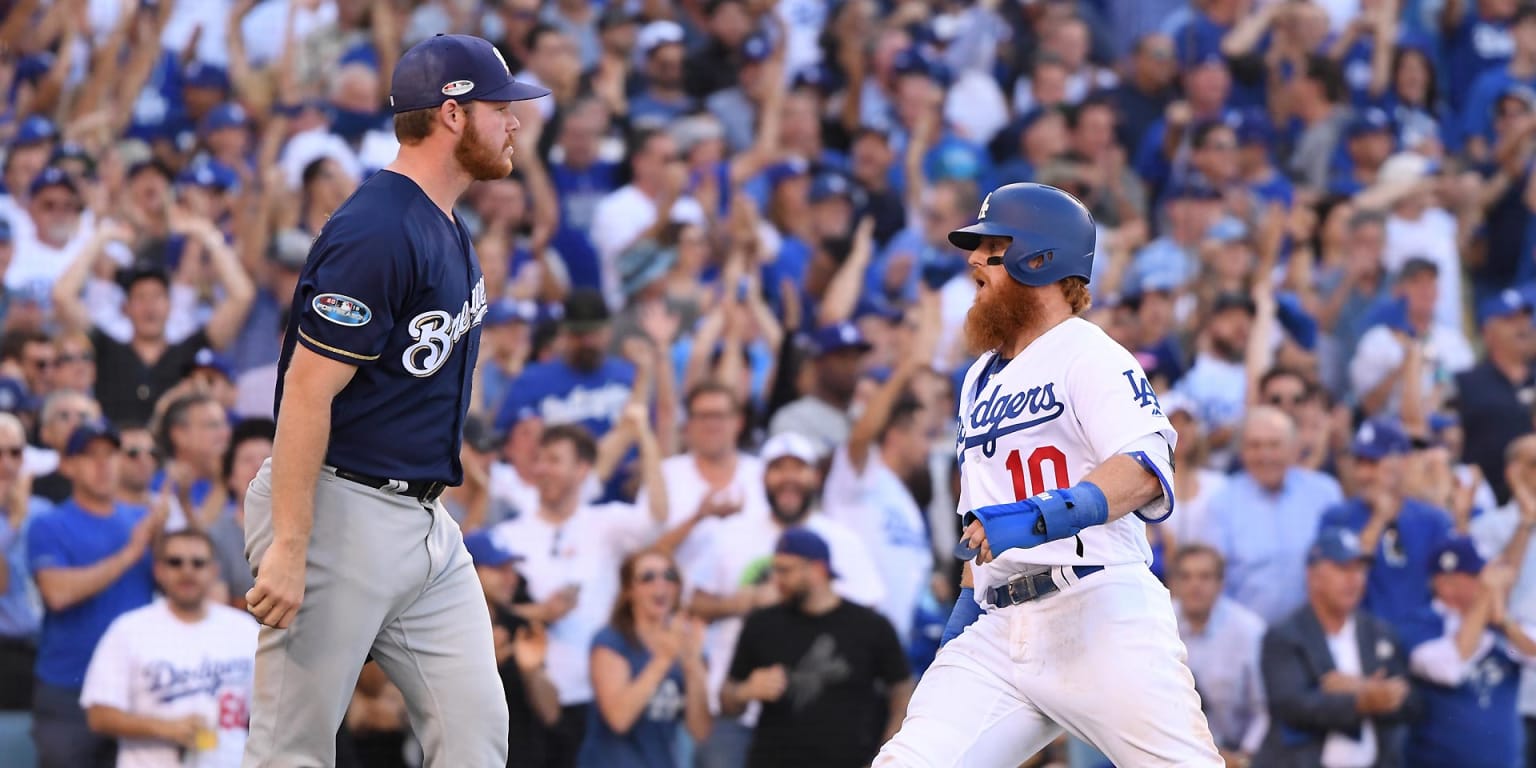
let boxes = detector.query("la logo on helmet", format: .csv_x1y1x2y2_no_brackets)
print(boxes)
978,193,992,220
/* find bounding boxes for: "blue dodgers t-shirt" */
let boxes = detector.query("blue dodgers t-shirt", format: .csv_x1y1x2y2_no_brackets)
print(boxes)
1319,498,1452,645
278,170,486,485
26,500,154,687
1407,629,1524,768
494,358,633,440
577,626,687,768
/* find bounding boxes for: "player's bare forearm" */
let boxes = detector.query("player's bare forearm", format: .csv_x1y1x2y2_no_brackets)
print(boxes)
270,349,357,550
1081,454,1165,522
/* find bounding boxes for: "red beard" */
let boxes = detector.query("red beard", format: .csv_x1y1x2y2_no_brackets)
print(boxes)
964,273,1044,355
455,116,514,181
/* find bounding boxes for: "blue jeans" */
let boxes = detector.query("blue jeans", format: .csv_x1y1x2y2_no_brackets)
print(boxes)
32,681,113,768
694,716,752,768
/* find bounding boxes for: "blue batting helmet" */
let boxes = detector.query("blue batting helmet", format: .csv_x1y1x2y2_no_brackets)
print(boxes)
947,183,1096,287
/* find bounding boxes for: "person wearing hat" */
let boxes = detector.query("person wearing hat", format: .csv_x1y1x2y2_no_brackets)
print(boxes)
1453,286,1536,505
475,297,538,414
767,321,873,451
1367,151,1467,330
239,33,550,767
11,165,86,288
25,421,163,767
1254,526,1418,767
494,287,640,443
464,528,562,762
199,102,251,169
1348,256,1475,419
1461,4,1536,159
1329,107,1396,197
2,116,58,205
720,526,912,767
1318,418,1455,644
1402,536,1536,767
706,31,779,153
1469,433,1536,745
629,20,697,127
686,430,884,768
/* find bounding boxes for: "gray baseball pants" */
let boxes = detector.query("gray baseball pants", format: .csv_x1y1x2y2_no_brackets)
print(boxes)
242,459,508,767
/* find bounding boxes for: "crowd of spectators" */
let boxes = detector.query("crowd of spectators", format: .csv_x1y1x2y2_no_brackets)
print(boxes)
7,0,1536,766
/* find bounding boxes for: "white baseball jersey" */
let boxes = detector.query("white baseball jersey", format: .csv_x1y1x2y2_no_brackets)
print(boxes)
955,317,1176,600
79,599,258,768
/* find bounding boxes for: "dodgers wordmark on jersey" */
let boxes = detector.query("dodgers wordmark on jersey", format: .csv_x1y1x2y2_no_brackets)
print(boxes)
956,317,1176,599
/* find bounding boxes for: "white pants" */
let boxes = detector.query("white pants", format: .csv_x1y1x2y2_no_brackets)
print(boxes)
876,564,1221,768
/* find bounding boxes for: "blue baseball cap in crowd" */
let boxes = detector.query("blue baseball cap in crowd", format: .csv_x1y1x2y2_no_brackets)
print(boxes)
775,527,838,577
484,298,538,327
809,172,855,203
1431,536,1485,576
1347,107,1393,139
791,62,841,94
191,348,235,381
12,116,57,148
29,166,78,197
742,33,773,64
65,421,120,457
0,378,26,414
1165,175,1222,201
201,102,249,135
464,529,524,568
763,156,810,188
1351,418,1413,461
810,321,873,356
1233,109,1273,146
1308,526,1368,565
177,160,240,194
389,34,550,114
1477,287,1532,328
182,61,230,92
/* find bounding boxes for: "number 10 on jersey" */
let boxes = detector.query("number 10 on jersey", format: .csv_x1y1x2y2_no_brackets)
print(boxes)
1004,446,1069,501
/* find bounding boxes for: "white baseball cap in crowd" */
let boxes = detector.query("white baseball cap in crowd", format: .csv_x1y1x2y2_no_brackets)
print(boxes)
760,432,825,467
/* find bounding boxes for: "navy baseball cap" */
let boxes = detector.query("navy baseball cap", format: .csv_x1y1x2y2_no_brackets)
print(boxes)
191,348,234,381
1166,176,1223,201
11,116,57,148
1308,526,1368,565
390,34,550,114
1351,418,1412,460
28,166,78,197
742,33,773,64
1347,107,1393,139
65,421,120,457
775,527,838,577
182,61,230,92
1477,287,1532,327
484,298,537,326
177,160,240,194
464,529,524,567
1233,109,1273,146
201,102,248,135
1431,536,1485,576
809,172,854,203
810,322,872,356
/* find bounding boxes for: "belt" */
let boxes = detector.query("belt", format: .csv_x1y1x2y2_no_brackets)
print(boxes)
334,468,448,504
986,565,1103,608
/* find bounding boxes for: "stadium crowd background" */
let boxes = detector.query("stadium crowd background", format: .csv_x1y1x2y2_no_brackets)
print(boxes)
6,0,1536,766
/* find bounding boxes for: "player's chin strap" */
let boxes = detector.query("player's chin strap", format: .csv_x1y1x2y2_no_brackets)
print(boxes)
954,482,1110,558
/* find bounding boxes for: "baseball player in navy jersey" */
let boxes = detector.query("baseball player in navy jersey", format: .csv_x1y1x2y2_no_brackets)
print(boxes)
240,35,548,767
875,183,1222,766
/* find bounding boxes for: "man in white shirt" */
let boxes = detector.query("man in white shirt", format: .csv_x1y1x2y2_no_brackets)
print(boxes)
638,381,767,580
1169,544,1268,765
1349,257,1475,418
79,529,258,768
8,168,93,294
1377,153,1465,331
686,431,885,768
487,414,667,767
588,129,704,309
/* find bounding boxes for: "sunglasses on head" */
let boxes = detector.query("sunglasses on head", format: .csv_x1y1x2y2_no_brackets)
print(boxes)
161,556,208,570
636,568,680,585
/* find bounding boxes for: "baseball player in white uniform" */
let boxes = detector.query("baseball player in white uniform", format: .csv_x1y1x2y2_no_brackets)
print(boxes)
875,183,1222,766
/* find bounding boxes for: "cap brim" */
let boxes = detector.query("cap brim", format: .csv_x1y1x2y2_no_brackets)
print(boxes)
477,79,552,103
948,221,1013,252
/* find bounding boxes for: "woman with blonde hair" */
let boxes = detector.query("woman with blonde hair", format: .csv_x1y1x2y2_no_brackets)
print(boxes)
579,549,711,767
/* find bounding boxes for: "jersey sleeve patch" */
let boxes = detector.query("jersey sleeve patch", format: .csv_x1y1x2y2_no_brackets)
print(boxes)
311,294,373,327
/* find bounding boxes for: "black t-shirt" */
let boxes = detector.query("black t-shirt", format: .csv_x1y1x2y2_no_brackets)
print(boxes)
494,580,542,768
92,328,210,426
728,601,909,768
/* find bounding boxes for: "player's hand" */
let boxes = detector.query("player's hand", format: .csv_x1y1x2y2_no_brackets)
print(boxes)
156,713,204,749
745,665,788,702
958,519,994,564
246,540,307,629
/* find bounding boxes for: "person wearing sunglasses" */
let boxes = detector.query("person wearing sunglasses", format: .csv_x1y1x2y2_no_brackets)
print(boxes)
29,390,104,504
579,549,709,768
79,529,258,768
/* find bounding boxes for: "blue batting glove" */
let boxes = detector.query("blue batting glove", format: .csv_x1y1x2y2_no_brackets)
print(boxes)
940,588,982,647
969,482,1110,554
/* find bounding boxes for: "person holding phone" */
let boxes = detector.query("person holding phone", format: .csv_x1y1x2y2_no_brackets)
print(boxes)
578,549,710,768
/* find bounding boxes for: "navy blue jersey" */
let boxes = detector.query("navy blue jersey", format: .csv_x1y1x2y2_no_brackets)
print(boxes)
1407,631,1524,768
276,171,487,484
